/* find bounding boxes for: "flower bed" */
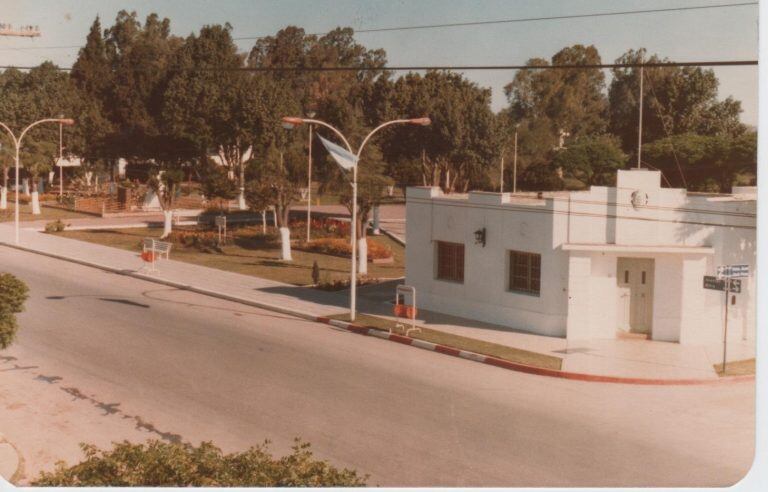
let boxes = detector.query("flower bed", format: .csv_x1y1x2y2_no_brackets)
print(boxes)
165,228,221,252
295,237,393,261
290,218,350,239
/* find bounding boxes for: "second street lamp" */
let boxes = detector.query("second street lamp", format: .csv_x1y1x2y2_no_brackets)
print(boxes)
0,118,75,244
282,115,430,321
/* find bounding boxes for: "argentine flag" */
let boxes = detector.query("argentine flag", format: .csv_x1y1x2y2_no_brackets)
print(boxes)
318,135,357,171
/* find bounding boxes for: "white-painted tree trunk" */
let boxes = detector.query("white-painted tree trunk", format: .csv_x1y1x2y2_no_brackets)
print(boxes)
279,226,292,261
237,188,246,210
261,210,267,234
0,187,6,210
85,171,93,187
48,171,55,184
31,191,41,215
162,210,173,238
358,237,368,275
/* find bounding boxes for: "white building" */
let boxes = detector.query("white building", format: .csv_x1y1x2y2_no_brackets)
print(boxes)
405,169,756,345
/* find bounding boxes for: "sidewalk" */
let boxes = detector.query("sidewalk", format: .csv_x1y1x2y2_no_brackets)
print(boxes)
0,223,754,382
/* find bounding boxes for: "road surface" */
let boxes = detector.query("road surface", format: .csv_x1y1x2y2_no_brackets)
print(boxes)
0,246,755,486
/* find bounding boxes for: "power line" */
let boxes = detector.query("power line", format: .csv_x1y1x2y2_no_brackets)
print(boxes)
231,2,758,40
409,196,756,230
0,60,757,73
0,2,757,51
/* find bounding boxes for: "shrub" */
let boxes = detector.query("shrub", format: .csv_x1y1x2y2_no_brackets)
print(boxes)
315,275,381,291
44,219,68,233
166,229,221,253
297,237,392,260
32,439,366,487
0,273,29,349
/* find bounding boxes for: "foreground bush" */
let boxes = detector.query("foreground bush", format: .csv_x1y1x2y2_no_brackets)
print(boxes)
33,439,367,487
0,272,29,349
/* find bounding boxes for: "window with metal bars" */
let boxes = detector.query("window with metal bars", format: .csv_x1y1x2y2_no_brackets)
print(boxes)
508,250,541,295
435,241,464,283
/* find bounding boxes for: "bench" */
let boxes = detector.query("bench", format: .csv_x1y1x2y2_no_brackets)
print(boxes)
142,238,172,259
141,238,172,272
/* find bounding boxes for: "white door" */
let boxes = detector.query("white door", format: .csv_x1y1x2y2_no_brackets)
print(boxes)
616,258,654,334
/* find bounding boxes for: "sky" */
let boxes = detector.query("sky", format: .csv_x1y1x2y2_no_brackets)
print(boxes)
0,0,759,125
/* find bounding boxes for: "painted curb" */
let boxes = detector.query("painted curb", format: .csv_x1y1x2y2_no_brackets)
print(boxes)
314,317,756,386
2,240,755,386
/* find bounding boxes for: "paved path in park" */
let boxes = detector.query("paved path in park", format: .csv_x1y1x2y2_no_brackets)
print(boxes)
0,246,756,486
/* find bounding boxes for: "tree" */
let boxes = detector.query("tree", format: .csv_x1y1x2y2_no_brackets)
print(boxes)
162,24,262,210
0,62,83,214
552,134,627,187
609,48,745,152
246,138,304,261
32,439,366,487
70,16,114,181
641,132,756,192
504,45,608,152
381,71,497,193
246,26,390,267
335,141,393,275
199,158,238,211
100,11,188,235
500,45,608,188
0,272,29,349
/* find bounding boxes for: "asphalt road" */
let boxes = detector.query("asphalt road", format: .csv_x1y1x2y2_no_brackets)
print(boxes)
0,246,755,486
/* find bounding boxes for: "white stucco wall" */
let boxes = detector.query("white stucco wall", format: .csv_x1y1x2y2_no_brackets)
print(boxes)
405,169,756,346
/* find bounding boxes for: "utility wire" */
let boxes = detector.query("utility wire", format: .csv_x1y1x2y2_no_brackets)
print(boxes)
642,67,689,188
232,2,758,40
0,60,757,73
0,2,757,51
409,197,755,230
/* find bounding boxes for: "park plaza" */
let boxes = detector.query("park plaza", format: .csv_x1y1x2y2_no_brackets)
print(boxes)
404,169,756,345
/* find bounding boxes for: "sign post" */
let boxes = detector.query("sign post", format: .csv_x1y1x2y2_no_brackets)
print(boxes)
215,215,227,246
708,264,750,375
722,280,729,374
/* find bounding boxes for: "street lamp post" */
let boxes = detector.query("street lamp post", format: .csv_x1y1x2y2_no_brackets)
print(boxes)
0,118,75,244
282,115,430,321
306,111,316,242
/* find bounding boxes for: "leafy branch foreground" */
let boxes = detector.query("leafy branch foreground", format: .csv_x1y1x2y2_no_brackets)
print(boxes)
33,439,367,487
0,272,29,349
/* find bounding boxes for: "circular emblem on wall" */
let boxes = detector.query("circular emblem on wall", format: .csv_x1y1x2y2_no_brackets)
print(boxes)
630,190,648,209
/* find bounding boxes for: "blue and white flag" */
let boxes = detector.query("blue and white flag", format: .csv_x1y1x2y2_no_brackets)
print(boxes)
318,135,357,171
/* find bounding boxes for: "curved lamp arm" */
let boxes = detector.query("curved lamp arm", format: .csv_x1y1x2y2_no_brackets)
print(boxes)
18,118,74,148
357,117,430,159
282,117,353,154
357,119,420,159
0,121,18,147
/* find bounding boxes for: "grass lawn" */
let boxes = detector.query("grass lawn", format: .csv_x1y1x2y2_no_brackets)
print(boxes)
713,358,755,377
0,203,95,222
328,312,563,371
54,226,404,286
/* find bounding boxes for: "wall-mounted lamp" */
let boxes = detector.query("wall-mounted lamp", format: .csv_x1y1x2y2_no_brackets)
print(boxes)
474,227,486,247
